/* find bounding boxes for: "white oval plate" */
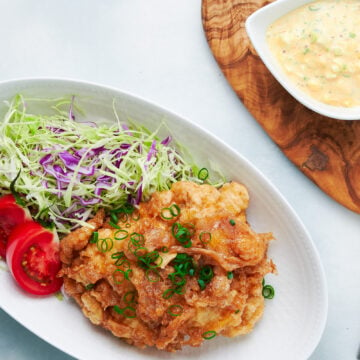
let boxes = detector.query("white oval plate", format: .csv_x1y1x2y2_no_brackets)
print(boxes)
0,79,327,360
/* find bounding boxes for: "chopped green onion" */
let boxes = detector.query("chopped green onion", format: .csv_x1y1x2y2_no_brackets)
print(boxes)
112,268,132,284
229,219,236,226
160,207,173,220
168,272,186,287
262,284,275,299
167,304,183,317
227,271,233,280
113,203,135,214
124,291,137,304
89,231,99,244
202,330,217,340
113,305,136,319
114,229,128,240
162,288,175,299
171,222,193,248
197,279,206,290
97,237,113,252
199,265,213,280
131,211,140,221
145,268,161,282
110,211,119,224
160,204,181,220
109,221,121,229
160,246,169,253
234,309,240,314
118,213,128,223
85,283,95,290
198,167,209,181
199,231,211,244
170,204,180,216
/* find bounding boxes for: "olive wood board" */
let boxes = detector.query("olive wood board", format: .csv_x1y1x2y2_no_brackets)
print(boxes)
201,0,360,214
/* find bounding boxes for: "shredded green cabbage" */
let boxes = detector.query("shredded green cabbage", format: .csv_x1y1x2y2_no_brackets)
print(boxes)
0,94,222,234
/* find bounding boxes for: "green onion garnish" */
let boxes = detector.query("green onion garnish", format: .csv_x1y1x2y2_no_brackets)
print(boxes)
111,251,130,268
85,284,95,290
162,288,175,299
109,221,121,229
145,268,161,282
160,246,169,253
124,291,137,304
118,213,128,223
112,268,132,284
97,237,113,252
114,229,128,241
202,330,217,340
262,284,275,299
113,305,136,319
229,219,236,226
160,204,180,220
198,167,209,181
199,265,213,280
171,222,193,248
167,304,183,317
197,279,206,290
227,271,233,280
199,231,211,244
89,231,99,244
110,211,119,224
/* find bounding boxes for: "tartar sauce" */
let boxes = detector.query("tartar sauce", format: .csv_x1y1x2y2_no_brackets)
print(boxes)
266,0,360,107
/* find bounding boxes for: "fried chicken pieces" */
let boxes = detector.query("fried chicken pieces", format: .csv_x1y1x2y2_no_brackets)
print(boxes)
58,181,276,352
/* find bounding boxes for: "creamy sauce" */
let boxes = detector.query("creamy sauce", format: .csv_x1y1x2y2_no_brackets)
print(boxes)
266,0,360,107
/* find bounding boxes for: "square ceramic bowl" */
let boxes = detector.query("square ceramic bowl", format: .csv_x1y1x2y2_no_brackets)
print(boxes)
245,0,360,120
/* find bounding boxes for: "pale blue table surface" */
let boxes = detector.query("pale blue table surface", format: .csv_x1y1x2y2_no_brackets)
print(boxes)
0,1,359,359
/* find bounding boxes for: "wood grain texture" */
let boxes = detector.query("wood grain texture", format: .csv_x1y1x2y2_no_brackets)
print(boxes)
202,0,360,214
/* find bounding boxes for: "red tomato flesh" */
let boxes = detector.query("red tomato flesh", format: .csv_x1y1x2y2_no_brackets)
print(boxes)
0,194,30,258
6,221,63,295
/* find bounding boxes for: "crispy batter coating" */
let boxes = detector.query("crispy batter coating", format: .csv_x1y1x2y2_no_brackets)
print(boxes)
58,181,276,352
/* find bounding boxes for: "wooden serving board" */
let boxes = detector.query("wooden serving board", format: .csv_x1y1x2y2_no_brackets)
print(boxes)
202,0,360,214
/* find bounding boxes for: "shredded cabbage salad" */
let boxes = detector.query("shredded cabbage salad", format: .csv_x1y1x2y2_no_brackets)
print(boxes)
0,94,218,234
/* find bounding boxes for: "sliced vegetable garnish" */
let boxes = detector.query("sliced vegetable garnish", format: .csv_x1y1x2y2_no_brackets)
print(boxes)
171,222,193,248
6,221,62,295
198,167,209,181
89,231,99,244
227,271,233,279
199,231,211,244
262,284,275,299
114,229,128,241
112,268,132,284
0,95,212,233
202,330,217,340
113,305,136,319
97,238,113,253
160,204,181,220
0,194,31,258
145,268,161,282
229,219,236,226
123,291,137,304
167,304,183,317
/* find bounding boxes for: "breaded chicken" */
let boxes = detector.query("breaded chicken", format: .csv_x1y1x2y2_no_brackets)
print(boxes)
58,181,276,352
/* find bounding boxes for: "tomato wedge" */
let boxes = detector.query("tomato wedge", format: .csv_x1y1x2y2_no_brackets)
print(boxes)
6,221,63,295
0,194,31,258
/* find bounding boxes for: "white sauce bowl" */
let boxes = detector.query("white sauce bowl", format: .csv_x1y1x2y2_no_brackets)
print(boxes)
245,0,360,120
